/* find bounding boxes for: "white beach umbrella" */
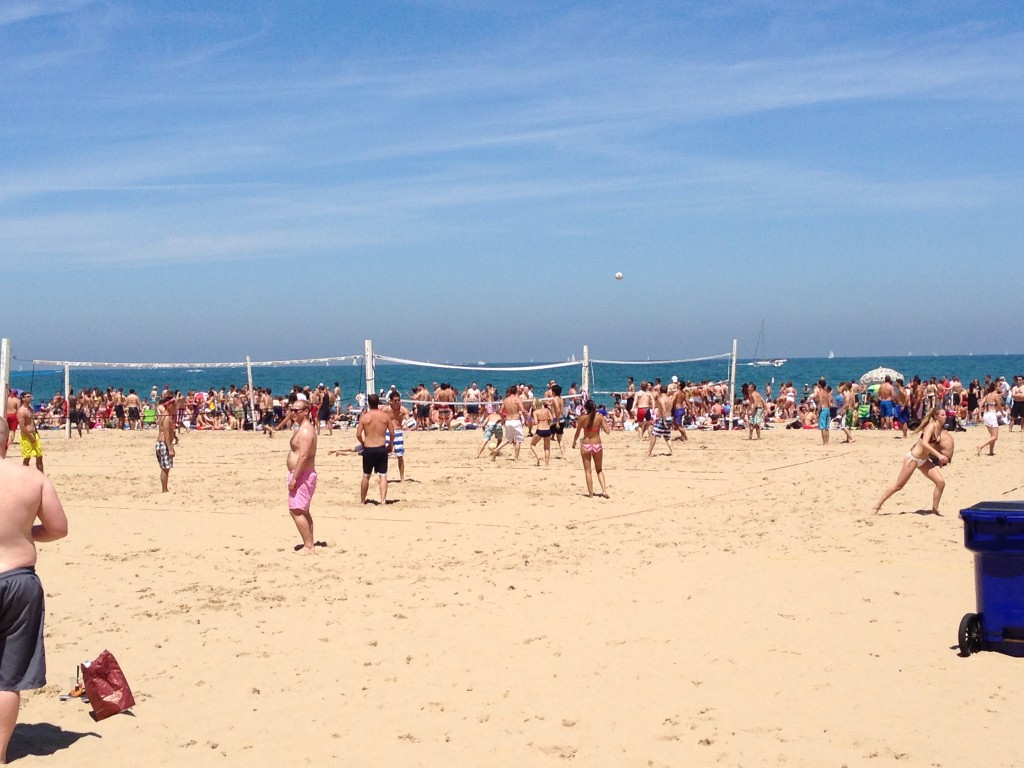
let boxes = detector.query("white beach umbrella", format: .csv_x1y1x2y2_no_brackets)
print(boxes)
859,366,903,385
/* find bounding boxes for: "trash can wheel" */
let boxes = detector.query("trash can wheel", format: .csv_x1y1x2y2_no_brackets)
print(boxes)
958,613,982,656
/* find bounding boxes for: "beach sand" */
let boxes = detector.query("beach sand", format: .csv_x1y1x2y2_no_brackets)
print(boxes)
9,424,1024,766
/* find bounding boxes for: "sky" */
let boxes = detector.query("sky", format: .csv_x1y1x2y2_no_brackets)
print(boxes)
1,0,1022,365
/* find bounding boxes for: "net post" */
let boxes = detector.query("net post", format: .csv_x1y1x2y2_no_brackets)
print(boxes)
581,345,590,396
64,363,71,439
246,356,256,436
364,340,375,404
0,339,10,420
728,339,738,430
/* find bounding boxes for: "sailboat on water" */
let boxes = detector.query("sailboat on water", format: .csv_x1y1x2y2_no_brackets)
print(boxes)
748,320,787,368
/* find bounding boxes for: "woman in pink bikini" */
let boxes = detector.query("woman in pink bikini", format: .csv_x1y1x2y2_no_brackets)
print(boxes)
572,399,610,498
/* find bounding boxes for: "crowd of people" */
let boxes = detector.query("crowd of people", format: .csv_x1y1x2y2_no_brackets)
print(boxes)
3,366,1022,752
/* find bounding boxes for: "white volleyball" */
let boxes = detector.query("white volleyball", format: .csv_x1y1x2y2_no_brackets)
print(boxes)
614,271,624,281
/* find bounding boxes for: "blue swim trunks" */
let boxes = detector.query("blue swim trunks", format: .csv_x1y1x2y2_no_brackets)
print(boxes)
880,400,896,419
818,408,830,430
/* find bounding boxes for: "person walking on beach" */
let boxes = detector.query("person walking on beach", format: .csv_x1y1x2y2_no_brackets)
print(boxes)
648,386,674,456
385,390,409,482
357,394,394,505
16,393,43,473
493,386,526,460
976,383,1004,456
874,407,952,515
285,398,319,554
156,394,176,492
0,450,69,764
572,399,610,498
813,379,832,445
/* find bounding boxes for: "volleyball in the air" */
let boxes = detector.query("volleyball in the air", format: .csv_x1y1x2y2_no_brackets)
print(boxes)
614,271,624,281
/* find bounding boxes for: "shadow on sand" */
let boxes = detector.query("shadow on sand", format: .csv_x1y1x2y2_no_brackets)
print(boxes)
8,721,101,761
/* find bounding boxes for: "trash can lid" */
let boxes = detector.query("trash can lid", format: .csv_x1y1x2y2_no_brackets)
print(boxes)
960,501,1024,521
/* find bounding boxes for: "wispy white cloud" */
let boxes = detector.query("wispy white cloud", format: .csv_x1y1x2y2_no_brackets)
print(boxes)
0,0,91,28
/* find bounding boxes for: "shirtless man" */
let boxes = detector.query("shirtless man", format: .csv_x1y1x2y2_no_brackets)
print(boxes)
285,399,319,554
813,378,832,445
6,391,19,449
0,453,68,763
671,383,689,441
747,382,766,440
67,388,89,438
112,388,126,430
877,376,895,431
623,377,636,418
494,386,526,460
435,384,456,430
156,394,176,492
837,382,856,444
385,390,410,482
17,394,43,472
464,382,481,426
125,389,143,431
412,385,431,431
648,386,675,456
1009,376,1024,433
357,394,394,504
548,384,566,457
633,382,655,440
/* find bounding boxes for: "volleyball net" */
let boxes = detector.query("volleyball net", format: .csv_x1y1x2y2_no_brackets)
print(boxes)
4,337,740,435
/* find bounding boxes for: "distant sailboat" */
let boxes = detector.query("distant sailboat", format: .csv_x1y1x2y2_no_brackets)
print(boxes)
828,350,835,359
748,320,787,367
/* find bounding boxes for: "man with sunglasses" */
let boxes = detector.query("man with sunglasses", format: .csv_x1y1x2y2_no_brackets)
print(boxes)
285,397,319,554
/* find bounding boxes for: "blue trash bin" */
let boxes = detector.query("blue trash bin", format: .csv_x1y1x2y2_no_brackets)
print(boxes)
959,501,1024,657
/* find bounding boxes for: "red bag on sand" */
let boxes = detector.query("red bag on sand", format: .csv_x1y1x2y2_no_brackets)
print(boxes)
81,650,136,721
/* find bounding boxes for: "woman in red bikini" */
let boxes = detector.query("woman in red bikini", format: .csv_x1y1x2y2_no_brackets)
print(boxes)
572,399,610,498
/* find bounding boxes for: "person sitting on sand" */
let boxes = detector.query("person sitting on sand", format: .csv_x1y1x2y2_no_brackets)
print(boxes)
873,407,952,515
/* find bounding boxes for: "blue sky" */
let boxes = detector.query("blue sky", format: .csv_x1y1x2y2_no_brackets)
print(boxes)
2,1,1022,365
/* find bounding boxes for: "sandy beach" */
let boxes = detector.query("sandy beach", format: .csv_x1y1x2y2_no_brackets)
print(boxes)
9,424,1024,766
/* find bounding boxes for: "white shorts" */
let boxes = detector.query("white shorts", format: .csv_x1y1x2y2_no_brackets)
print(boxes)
983,411,999,429
503,419,524,443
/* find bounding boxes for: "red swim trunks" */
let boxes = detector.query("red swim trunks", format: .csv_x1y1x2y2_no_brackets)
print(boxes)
6,414,17,432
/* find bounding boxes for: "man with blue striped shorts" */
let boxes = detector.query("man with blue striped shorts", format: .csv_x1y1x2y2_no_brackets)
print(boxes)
386,391,409,481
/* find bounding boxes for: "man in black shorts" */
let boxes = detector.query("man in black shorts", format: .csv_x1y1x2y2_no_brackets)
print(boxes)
0,454,69,762
356,394,394,505
1009,376,1024,432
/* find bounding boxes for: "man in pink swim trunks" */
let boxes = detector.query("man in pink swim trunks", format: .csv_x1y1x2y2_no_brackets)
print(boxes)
285,398,319,554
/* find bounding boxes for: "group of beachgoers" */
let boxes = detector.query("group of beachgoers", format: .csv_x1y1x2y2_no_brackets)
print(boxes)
7,370,1024,521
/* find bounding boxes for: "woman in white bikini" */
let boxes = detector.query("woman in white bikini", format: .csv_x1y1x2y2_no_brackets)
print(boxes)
874,406,951,515
976,383,1003,456
572,399,610,498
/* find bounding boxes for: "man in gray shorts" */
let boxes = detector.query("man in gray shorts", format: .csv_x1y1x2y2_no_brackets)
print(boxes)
0,446,68,762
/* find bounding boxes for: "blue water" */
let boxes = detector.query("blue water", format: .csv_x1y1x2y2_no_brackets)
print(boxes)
11,354,1024,407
